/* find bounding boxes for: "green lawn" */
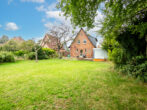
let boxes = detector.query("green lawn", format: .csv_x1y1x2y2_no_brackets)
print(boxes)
0,59,147,110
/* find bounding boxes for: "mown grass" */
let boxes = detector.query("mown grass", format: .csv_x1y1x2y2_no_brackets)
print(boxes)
0,59,147,110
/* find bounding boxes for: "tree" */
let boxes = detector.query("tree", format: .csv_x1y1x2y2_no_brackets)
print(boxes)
32,38,49,62
58,0,146,29
48,23,75,58
1,40,19,51
20,40,35,52
0,35,9,44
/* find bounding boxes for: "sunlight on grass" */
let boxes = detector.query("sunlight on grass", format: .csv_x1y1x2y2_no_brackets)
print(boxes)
0,59,147,110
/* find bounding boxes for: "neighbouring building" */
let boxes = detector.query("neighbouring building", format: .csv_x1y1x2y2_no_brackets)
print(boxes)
70,28,97,58
12,37,24,43
41,34,59,50
41,34,69,56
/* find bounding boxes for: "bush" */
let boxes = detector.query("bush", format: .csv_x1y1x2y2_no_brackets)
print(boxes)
108,47,147,82
108,48,128,66
35,48,56,60
42,48,55,58
120,56,147,82
0,52,15,63
27,48,56,60
14,50,27,57
27,52,35,60
0,54,4,62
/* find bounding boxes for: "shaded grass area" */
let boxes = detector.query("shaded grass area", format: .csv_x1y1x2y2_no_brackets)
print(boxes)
0,59,147,110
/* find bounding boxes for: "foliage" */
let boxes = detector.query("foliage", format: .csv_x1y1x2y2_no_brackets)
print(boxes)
20,40,35,52
120,56,147,82
0,35,9,44
57,0,101,28
108,48,127,65
0,38,56,62
14,50,27,57
37,48,56,59
42,48,55,57
28,47,56,60
0,52,15,63
27,52,36,60
102,37,119,51
58,0,147,31
0,40,19,52
0,39,35,53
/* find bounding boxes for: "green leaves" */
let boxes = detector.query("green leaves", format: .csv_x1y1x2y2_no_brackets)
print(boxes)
58,0,103,28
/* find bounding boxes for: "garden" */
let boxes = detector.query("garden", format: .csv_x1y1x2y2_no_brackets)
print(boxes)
0,59,147,110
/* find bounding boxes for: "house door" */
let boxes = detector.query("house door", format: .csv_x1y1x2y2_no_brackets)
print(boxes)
80,50,83,57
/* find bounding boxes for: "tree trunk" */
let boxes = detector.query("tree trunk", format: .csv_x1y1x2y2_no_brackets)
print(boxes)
35,50,38,63
145,35,147,58
58,50,62,59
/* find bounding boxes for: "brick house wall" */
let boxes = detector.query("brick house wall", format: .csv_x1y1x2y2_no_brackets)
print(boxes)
41,34,59,50
70,29,95,58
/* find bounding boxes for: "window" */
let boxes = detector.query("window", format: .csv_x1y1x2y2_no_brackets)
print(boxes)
77,40,80,44
85,49,87,53
76,49,78,52
83,40,87,44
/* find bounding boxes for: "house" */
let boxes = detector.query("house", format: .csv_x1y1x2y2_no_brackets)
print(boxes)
12,37,24,43
41,34,59,50
41,34,69,56
70,28,97,58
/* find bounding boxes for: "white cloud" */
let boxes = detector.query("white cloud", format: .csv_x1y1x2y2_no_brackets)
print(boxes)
21,0,45,3
36,3,72,29
36,2,104,40
36,2,57,12
45,11,73,27
5,22,19,31
45,10,103,37
47,2,57,11
36,5,46,12
44,21,59,29
8,0,13,4
0,24,2,28
41,18,46,22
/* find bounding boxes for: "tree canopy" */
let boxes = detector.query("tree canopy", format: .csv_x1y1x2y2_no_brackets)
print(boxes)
58,0,146,33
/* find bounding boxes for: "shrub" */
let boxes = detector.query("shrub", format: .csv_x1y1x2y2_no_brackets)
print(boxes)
14,50,27,57
120,56,147,82
35,48,56,60
0,52,15,63
27,52,35,60
27,48,56,60
108,48,128,66
0,54,4,62
42,48,55,58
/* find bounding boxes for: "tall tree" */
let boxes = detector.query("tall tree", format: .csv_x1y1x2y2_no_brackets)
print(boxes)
48,23,75,58
20,40,35,52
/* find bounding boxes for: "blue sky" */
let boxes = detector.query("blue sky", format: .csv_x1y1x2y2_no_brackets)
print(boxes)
0,0,103,41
